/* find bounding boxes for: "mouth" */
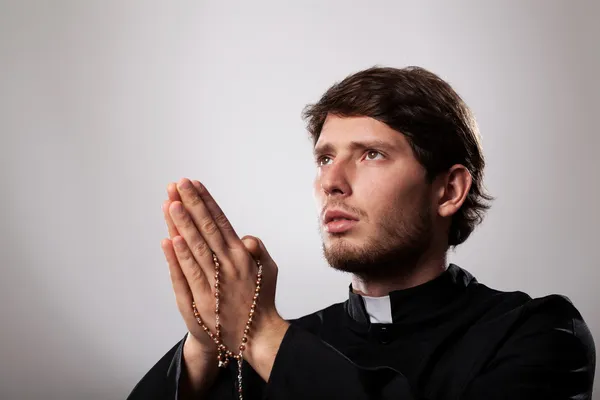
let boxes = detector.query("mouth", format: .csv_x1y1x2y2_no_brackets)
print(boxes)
325,219,358,234
323,210,359,234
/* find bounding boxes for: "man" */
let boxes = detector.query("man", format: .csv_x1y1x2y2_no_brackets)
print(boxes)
128,66,596,399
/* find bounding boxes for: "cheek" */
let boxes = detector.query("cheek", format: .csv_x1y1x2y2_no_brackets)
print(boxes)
354,180,391,219
313,180,325,208
358,172,423,218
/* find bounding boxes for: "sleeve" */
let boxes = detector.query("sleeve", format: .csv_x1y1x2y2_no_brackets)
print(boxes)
462,295,596,400
264,323,417,400
126,335,185,400
126,334,240,400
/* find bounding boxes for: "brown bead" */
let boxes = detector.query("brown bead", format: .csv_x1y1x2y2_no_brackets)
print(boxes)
241,337,248,343
244,328,249,334
239,344,246,351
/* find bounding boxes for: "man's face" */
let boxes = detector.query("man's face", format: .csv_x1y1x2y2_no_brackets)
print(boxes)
313,115,436,277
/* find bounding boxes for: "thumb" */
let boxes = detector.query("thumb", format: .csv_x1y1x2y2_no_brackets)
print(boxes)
241,235,261,259
241,235,278,303
241,235,273,261
241,236,277,277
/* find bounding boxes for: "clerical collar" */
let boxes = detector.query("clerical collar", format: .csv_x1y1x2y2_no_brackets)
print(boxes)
346,264,475,326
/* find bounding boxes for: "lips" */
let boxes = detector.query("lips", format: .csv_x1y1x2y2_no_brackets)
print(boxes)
323,209,359,233
323,209,359,224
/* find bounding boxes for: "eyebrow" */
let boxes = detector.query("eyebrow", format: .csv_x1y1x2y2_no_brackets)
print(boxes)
313,139,397,157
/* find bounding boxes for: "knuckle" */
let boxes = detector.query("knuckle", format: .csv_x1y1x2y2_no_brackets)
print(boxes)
214,213,232,230
178,248,192,261
187,193,202,207
188,266,205,283
200,217,219,235
192,240,210,258
177,213,193,228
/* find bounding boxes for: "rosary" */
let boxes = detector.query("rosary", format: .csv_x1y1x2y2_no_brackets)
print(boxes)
192,253,263,400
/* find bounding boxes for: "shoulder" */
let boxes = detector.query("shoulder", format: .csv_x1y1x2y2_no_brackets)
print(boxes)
459,293,596,399
459,265,590,335
474,289,595,374
285,301,347,334
473,276,592,338
512,294,595,350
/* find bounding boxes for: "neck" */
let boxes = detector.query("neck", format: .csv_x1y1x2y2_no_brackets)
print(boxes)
351,248,448,297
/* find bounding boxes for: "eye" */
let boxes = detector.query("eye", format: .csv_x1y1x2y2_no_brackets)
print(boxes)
317,155,333,166
365,150,384,160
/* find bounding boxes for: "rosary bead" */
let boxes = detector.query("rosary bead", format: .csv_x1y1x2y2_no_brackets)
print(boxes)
192,255,264,400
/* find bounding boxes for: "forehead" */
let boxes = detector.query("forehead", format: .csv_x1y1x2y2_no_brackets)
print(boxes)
315,115,407,150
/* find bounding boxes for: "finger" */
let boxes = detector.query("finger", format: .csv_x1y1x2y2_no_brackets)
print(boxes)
161,238,199,328
192,180,241,249
169,205,216,287
176,178,229,256
162,200,179,238
167,182,182,202
163,182,182,238
192,180,242,249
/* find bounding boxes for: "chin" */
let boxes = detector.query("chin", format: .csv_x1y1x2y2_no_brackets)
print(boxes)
321,228,433,277
322,235,376,273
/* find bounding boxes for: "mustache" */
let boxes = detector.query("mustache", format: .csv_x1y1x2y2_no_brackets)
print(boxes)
320,201,366,219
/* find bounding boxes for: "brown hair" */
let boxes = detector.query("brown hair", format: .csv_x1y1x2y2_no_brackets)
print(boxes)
302,66,493,247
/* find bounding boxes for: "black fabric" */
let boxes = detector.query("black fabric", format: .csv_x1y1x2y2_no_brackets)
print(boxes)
128,264,596,399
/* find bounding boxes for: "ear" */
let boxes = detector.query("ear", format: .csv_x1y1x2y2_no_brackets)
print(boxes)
435,164,472,218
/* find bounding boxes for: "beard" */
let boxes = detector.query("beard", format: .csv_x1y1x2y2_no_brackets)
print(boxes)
321,197,434,280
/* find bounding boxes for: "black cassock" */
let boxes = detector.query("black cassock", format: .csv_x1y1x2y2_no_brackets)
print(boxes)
128,264,596,399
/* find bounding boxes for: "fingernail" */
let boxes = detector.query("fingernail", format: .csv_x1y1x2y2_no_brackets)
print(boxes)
178,179,192,190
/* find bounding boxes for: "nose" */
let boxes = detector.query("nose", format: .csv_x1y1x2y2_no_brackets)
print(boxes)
319,161,352,197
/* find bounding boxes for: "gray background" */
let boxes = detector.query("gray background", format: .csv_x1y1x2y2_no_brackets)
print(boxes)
1,1,598,399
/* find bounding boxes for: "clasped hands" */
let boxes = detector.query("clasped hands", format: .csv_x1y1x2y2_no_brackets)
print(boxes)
161,178,290,380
